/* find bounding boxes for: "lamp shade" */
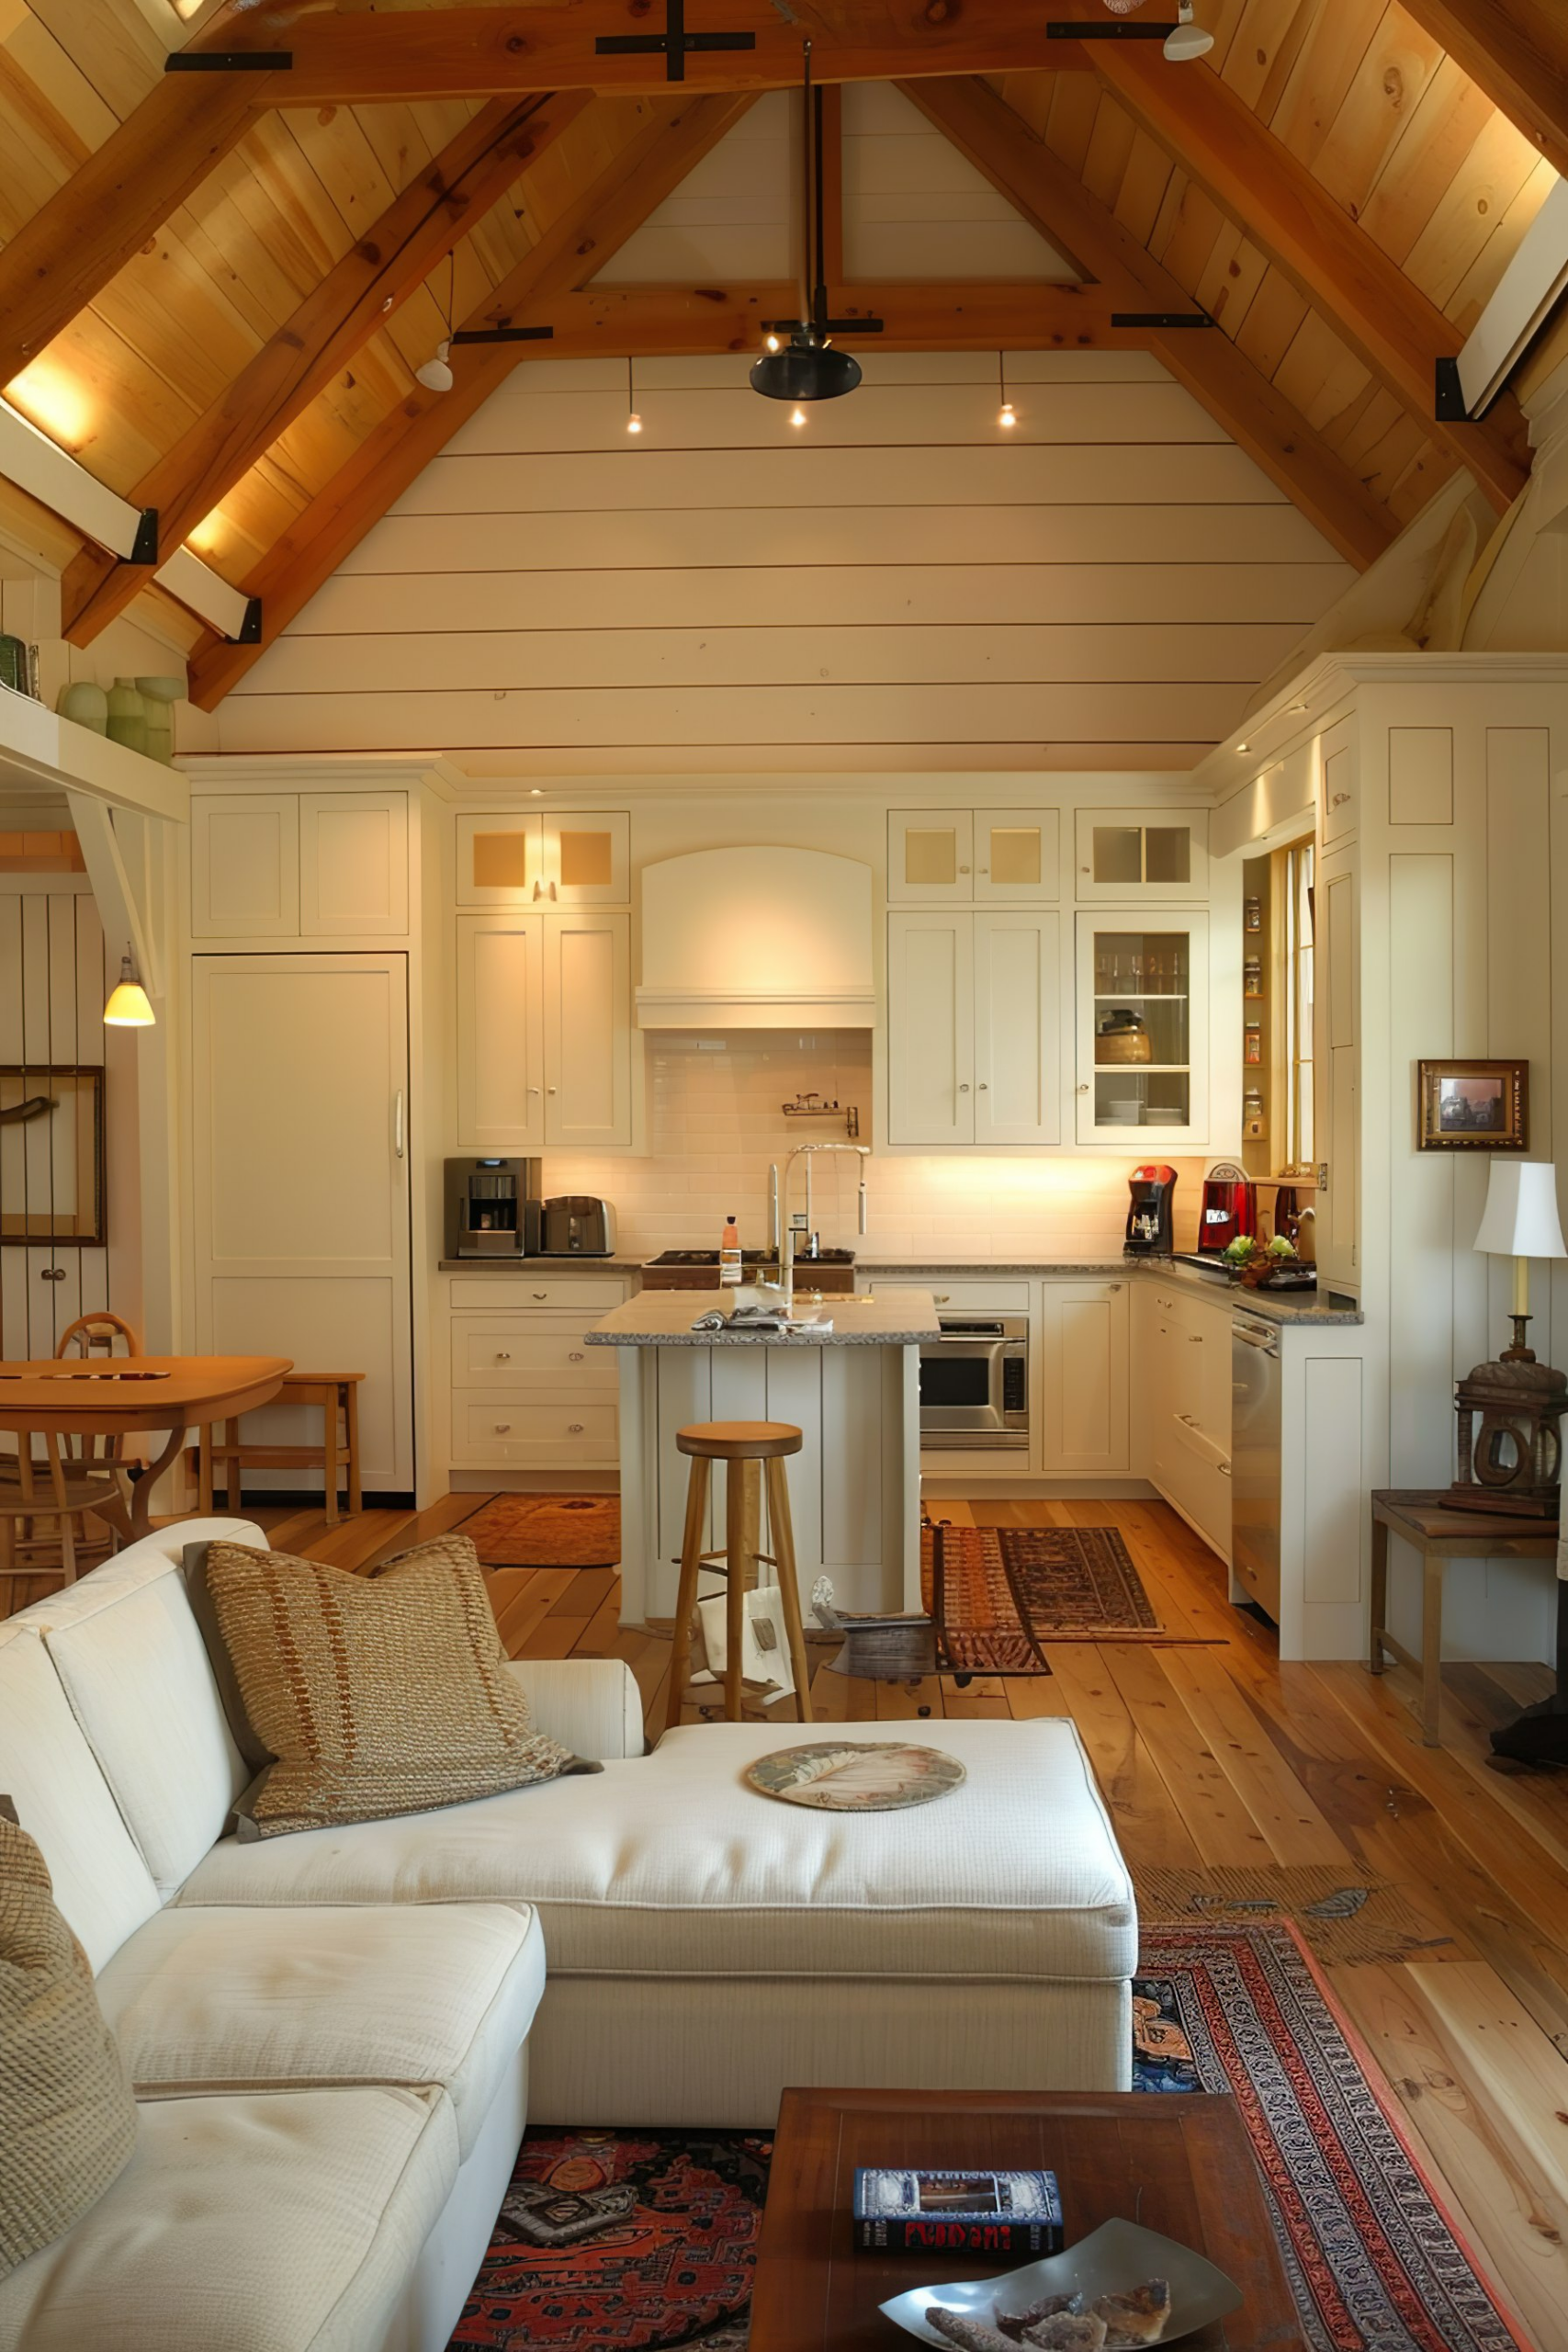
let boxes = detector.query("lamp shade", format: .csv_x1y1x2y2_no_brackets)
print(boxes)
104,954,154,1028
1473,1159,1567,1260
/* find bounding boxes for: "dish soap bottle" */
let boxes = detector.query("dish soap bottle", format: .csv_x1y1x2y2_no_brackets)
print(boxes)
719,1215,742,1286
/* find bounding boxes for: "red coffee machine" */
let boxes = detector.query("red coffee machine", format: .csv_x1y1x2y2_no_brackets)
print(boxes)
1198,1161,1258,1254
1125,1164,1178,1256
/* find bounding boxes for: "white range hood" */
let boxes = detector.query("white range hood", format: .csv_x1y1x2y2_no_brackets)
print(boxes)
637,846,874,1029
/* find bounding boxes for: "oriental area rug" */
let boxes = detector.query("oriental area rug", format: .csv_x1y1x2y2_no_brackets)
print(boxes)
447,1925,1525,2352
920,1521,1165,1671
463,1494,621,1568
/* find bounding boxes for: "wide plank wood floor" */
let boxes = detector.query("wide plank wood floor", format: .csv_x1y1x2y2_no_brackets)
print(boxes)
164,1494,1568,2347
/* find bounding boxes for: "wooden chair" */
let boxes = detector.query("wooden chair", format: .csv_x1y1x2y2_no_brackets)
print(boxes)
0,1312,142,1589
664,1420,815,1730
197,1373,364,1524
0,1435,127,1592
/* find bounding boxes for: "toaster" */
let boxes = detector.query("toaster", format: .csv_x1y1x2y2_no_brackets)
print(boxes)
539,1196,617,1256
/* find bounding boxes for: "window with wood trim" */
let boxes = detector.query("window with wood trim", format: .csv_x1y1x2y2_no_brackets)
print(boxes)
1282,840,1314,1172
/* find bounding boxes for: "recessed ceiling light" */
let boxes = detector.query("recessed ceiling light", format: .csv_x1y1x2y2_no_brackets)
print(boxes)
1236,741,1251,752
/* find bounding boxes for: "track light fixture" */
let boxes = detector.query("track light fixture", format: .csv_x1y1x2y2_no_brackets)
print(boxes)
626,356,643,435
750,41,877,406
416,256,457,391
1165,1,1213,60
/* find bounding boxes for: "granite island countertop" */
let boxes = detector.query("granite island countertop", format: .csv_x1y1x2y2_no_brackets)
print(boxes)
585,1287,941,1347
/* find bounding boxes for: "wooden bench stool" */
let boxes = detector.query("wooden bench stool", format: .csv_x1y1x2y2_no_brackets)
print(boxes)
665,1421,815,1730
197,1372,364,1525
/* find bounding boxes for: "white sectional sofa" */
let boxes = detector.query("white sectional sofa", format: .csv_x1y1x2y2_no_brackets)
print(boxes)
0,1519,1136,2352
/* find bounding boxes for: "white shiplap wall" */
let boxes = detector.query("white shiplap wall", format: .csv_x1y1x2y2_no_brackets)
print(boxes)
217,349,1351,772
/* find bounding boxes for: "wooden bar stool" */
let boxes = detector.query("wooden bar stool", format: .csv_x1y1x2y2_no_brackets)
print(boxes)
665,1421,815,1732
197,1372,364,1524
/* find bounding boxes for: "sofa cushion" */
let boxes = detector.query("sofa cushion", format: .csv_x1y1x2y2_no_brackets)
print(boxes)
0,1632,160,1973
176,1720,1136,1983
203,1536,586,1839
0,1809,138,2278
96,1900,544,2159
0,2085,457,2352
29,1519,269,1895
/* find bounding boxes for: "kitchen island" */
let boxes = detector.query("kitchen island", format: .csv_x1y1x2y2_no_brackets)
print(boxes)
586,1287,939,1627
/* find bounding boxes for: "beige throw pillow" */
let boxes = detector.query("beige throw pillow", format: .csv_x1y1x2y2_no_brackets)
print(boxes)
202,1536,590,1839
0,1801,138,2277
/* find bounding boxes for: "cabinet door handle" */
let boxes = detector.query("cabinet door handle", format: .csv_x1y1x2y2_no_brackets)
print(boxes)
568,1421,583,1434
393,1091,404,1158
1077,1083,1089,1094
958,1081,970,1092
959,865,970,874
495,1422,512,1433
1219,1461,1232,1478
533,879,542,899
934,1294,951,1304
527,1085,541,1095
569,1351,584,1362
1109,1283,1122,1293
547,1085,558,1095
1331,790,1352,808
496,1351,512,1363
1189,1334,1203,1342
977,1080,988,1091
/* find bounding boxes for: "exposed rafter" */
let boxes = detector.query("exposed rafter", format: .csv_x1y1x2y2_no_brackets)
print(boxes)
1397,0,1568,186
1089,43,1532,514
900,79,1399,573
186,92,758,709
58,91,592,647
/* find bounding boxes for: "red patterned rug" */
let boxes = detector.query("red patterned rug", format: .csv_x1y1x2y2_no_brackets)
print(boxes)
922,1522,1166,1670
462,1494,621,1568
449,1926,1526,2352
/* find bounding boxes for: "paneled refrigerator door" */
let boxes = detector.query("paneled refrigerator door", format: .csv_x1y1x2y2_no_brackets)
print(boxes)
191,953,413,1494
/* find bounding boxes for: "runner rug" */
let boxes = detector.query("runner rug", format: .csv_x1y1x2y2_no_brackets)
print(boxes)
447,1924,1524,2352
921,1521,1166,1670
462,1494,620,1568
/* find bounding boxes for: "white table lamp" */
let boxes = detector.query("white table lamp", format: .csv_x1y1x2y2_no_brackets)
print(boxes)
1473,1159,1568,1362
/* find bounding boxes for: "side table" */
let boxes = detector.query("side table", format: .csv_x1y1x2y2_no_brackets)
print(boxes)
1369,1488,1560,1746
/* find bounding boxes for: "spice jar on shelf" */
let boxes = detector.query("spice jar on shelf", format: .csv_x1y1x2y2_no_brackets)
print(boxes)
1244,956,1263,999
1244,896,1262,933
1245,1022,1262,1066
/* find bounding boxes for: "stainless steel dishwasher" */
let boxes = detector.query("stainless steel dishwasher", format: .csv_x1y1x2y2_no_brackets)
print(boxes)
1231,1312,1282,1622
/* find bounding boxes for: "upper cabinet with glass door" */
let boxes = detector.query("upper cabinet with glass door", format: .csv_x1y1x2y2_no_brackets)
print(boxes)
888,808,1060,905
1073,808,1208,902
1075,912,1210,1147
457,811,629,909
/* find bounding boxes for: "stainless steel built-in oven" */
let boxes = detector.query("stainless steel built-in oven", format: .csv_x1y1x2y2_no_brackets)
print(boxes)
919,1316,1030,1452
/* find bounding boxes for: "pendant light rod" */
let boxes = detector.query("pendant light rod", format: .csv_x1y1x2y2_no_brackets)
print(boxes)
799,39,815,332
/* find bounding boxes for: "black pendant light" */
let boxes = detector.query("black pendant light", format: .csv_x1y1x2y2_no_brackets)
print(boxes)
750,42,879,405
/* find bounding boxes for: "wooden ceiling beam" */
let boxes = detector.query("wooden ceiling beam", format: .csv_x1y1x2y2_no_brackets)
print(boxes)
1397,1,1568,186
262,2,1120,103
186,91,757,708
0,68,274,392
59,91,592,647
1089,43,1531,514
900,77,1399,571
547,280,1149,350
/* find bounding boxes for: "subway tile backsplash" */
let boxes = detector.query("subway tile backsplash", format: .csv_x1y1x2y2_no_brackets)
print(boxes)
542,1033,1206,1259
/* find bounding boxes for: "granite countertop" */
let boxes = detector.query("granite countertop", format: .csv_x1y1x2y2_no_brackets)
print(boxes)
586,1287,941,1347
857,1256,1363,1327
442,1258,643,1275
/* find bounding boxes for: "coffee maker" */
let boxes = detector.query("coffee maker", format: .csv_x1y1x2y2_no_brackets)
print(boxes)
445,1158,541,1258
1198,1161,1258,1255
1125,1164,1178,1256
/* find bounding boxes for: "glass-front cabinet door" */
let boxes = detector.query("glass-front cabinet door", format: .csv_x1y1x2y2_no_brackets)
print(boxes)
1076,911,1209,1145
1073,808,1209,902
973,808,1059,903
457,811,628,908
889,808,1059,904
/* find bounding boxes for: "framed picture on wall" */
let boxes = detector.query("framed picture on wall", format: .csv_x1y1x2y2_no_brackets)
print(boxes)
1416,1059,1529,1153
0,1066,106,1243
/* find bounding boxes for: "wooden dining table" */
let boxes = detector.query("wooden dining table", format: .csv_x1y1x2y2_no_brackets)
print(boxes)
0,1355,291,1541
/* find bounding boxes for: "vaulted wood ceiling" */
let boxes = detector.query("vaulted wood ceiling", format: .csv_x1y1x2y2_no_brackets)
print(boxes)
0,0,1562,713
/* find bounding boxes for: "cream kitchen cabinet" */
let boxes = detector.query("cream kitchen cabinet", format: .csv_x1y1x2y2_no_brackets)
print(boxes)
1317,717,1357,849
448,1275,628,1475
1076,910,1210,1147
191,791,410,939
457,912,632,1153
456,811,628,908
887,808,1060,905
1039,1279,1130,1475
887,910,1060,1147
1136,1280,1231,1561
1073,808,1209,901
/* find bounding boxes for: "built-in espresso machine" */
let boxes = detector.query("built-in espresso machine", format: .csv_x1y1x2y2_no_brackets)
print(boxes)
445,1158,541,1259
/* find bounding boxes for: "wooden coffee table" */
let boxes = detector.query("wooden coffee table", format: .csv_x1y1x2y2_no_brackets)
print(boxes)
750,2087,1302,2351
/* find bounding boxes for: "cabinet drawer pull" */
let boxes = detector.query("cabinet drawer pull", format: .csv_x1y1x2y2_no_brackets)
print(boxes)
532,1291,547,1300
1219,1461,1232,1477
569,1351,584,1362
568,1422,583,1434
1189,1333,1204,1342
958,1081,970,1092
495,1422,512,1433
1331,790,1352,807
977,1080,988,1091
496,1351,512,1363
934,1294,950,1304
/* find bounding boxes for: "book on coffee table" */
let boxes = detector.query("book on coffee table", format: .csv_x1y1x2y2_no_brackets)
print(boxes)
853,2167,1065,2256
